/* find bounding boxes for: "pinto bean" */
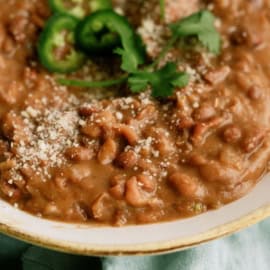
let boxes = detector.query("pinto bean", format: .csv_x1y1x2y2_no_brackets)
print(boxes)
235,72,251,90
91,193,115,221
219,146,244,170
188,153,207,166
73,202,89,221
136,209,164,224
109,175,126,199
2,37,16,54
0,181,21,200
81,110,116,139
44,202,61,217
65,202,88,221
193,104,216,122
204,66,231,85
2,112,29,143
242,129,266,153
168,172,206,199
0,159,16,171
19,167,36,181
80,124,102,138
153,129,174,156
65,146,93,161
54,176,68,190
191,123,208,145
8,15,29,43
0,81,23,105
0,23,6,49
110,174,126,186
97,111,116,126
125,177,148,207
109,183,125,200
178,116,194,129
192,117,224,146
98,138,118,165
247,85,263,100
223,124,242,143
213,0,230,9
78,105,98,117
114,208,128,227
165,0,199,23
0,140,8,161
35,1,51,18
136,105,157,121
31,14,45,28
137,174,156,192
230,27,249,46
67,164,91,183
24,67,38,83
137,159,158,174
117,150,138,168
199,161,241,185
118,125,139,146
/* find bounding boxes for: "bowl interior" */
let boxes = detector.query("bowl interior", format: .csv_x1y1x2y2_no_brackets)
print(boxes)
0,175,269,255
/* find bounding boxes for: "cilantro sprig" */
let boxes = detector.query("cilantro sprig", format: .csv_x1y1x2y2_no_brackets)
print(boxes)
114,31,146,73
129,63,189,98
59,10,221,98
170,10,221,54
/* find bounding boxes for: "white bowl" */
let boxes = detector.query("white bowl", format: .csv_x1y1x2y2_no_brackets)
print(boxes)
0,175,269,256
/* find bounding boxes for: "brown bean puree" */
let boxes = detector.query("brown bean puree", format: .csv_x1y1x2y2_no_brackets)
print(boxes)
0,0,270,226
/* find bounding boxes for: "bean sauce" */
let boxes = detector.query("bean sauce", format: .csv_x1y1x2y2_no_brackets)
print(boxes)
0,0,269,226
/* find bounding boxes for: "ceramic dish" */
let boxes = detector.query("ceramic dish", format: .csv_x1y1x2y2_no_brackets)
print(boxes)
0,174,269,256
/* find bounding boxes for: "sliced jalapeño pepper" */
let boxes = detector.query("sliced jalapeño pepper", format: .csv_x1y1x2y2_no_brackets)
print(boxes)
49,0,112,19
38,14,85,73
76,10,134,54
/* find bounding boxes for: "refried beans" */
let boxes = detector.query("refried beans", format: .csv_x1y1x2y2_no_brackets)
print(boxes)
0,0,269,226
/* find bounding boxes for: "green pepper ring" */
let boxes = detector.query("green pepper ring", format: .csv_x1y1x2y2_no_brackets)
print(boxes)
49,0,112,19
75,10,135,54
38,14,85,74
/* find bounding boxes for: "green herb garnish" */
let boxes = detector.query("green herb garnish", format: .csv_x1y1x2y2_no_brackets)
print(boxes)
56,9,221,98
114,34,146,73
129,63,189,98
170,10,221,54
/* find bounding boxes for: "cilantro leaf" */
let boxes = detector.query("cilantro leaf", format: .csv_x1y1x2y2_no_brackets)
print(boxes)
128,73,150,93
114,34,145,73
128,62,190,98
170,10,221,54
198,30,220,55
